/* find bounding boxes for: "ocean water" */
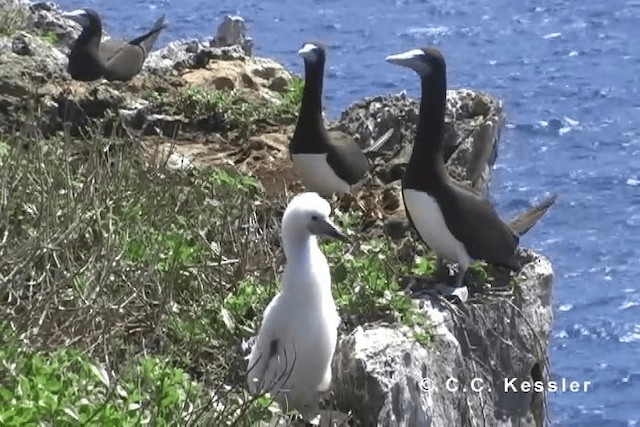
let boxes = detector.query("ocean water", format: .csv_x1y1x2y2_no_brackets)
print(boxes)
54,0,640,424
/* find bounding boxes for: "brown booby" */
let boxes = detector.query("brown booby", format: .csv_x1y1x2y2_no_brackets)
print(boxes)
62,9,166,82
289,41,393,195
385,47,557,286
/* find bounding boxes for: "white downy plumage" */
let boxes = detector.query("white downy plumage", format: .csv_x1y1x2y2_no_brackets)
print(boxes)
246,192,346,420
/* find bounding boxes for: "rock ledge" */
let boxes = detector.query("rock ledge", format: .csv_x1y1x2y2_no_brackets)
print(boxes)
333,249,553,426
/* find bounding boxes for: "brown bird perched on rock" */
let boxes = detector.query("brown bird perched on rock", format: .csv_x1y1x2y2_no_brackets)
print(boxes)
62,8,166,82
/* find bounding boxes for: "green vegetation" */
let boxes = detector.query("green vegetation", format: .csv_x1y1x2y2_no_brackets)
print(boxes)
39,30,60,45
411,254,437,277
0,330,206,425
468,260,492,285
466,259,524,291
0,76,433,422
304,209,434,345
0,131,285,424
275,75,305,117
146,76,304,135
322,237,434,345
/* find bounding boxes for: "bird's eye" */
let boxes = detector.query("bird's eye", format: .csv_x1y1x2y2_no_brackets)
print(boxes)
311,215,318,221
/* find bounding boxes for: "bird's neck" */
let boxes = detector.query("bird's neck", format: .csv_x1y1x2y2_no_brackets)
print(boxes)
282,233,331,296
298,60,325,126
77,26,101,50
407,72,448,181
283,232,322,266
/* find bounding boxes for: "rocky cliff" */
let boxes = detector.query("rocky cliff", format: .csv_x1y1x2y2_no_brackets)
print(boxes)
0,2,554,426
332,251,553,426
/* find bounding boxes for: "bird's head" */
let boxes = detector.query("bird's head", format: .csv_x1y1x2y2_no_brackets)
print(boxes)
282,192,347,242
61,8,102,31
385,47,446,77
298,41,326,65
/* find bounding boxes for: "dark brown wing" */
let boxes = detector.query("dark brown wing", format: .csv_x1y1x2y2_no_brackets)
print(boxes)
325,130,370,185
99,39,129,62
103,45,146,81
101,15,167,81
439,182,520,268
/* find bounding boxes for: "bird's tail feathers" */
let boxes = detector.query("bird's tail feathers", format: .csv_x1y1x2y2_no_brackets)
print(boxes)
129,14,167,53
508,193,558,237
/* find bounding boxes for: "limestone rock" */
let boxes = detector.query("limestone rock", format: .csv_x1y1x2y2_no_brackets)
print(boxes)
0,33,66,133
7,31,66,68
330,89,505,237
0,1,82,51
29,1,82,50
178,57,293,99
0,51,35,98
144,14,263,87
140,113,191,137
144,40,246,74
332,249,554,427
145,39,291,97
53,85,127,135
145,15,255,74
211,15,253,56
334,90,504,196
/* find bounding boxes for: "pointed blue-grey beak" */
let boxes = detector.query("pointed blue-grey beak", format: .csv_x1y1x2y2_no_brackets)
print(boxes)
385,48,427,70
309,217,348,242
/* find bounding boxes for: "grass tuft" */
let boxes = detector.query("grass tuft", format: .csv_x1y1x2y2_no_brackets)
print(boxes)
39,30,60,45
0,123,287,423
0,4,30,36
145,77,304,135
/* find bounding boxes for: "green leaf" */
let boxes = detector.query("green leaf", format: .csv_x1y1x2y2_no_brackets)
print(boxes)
62,406,80,421
89,364,110,388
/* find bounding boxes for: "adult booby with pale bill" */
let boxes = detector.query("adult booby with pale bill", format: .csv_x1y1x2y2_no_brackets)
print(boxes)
246,192,347,421
62,8,166,82
385,47,556,287
290,41,393,195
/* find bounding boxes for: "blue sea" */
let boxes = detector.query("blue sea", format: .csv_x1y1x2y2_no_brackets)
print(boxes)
55,0,640,424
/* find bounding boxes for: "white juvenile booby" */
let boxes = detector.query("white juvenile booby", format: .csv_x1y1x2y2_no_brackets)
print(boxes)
62,9,166,82
246,192,347,421
290,41,393,195
385,47,557,287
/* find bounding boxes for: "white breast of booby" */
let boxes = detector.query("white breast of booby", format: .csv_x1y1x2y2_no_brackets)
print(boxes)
403,189,472,269
291,153,352,194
